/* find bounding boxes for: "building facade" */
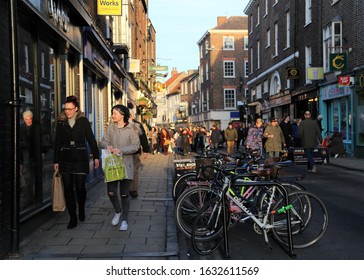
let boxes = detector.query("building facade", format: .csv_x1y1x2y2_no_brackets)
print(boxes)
244,0,364,157
0,0,155,258
196,16,249,131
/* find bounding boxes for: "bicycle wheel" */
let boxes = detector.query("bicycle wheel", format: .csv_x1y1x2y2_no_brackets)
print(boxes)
175,185,215,238
256,182,306,214
191,198,230,255
172,172,197,201
270,190,329,249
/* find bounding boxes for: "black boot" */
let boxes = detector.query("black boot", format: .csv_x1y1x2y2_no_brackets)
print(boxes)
67,215,77,229
77,184,86,222
79,207,85,221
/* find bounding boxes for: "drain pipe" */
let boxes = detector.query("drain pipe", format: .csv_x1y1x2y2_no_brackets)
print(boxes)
8,0,22,259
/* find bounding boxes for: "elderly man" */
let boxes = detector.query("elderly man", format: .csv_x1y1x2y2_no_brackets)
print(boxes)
298,111,323,173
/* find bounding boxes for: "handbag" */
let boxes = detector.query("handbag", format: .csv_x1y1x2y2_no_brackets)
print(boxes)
104,154,126,182
52,170,65,211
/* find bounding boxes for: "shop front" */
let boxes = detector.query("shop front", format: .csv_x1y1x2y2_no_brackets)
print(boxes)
17,0,84,218
292,86,319,119
319,84,353,156
269,93,292,121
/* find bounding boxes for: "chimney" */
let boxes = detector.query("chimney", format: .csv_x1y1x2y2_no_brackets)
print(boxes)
217,16,228,26
171,67,178,76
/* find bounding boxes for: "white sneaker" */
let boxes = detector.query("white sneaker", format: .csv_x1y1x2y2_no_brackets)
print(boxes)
119,220,128,231
111,213,121,226
334,154,339,158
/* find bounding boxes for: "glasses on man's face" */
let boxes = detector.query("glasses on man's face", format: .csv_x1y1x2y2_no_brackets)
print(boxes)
64,107,75,111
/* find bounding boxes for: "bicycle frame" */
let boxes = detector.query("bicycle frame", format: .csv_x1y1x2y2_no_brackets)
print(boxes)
218,178,295,258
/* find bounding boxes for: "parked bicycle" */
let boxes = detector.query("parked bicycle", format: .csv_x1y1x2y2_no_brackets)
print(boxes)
175,158,307,239
190,167,328,256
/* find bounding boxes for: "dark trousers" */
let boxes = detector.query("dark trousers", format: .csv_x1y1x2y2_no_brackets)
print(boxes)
107,179,131,221
62,173,86,221
304,148,315,170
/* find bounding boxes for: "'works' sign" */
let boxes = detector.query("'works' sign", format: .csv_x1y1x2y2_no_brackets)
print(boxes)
97,0,122,16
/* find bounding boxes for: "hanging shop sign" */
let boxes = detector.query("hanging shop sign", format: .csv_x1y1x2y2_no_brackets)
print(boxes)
148,65,168,71
97,0,122,16
307,67,324,80
330,53,348,71
338,76,351,86
359,74,364,88
286,67,300,79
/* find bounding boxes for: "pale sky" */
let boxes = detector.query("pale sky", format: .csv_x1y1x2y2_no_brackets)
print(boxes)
148,0,250,77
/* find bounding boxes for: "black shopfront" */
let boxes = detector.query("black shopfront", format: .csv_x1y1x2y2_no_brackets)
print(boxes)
0,0,92,258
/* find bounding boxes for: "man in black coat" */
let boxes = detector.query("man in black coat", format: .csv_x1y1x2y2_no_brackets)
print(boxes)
129,115,150,198
298,111,323,173
279,115,293,148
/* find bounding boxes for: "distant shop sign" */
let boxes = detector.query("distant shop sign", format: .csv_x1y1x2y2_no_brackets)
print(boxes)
97,0,122,16
148,65,168,71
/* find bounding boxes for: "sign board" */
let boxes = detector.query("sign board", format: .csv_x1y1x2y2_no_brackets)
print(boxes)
338,76,351,86
286,67,300,79
307,67,324,80
330,53,348,71
173,159,196,183
148,65,169,71
129,59,140,73
97,0,122,16
291,148,329,165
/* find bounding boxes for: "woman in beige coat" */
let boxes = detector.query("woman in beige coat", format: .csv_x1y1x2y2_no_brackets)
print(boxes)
264,117,286,158
100,105,140,231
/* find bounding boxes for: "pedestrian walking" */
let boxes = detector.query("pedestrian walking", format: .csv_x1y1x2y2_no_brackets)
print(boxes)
236,123,247,151
224,122,238,155
298,111,323,173
279,115,293,148
53,96,100,229
264,117,286,158
148,126,159,154
210,124,221,152
292,118,302,147
129,114,150,198
245,118,264,155
159,127,171,155
100,104,141,231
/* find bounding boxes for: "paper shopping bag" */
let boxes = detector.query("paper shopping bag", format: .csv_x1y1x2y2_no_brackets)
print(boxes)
52,170,66,211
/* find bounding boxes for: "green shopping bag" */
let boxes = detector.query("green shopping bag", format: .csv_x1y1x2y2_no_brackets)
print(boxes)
104,154,126,182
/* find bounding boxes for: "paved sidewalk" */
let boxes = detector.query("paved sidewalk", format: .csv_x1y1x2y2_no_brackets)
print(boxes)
19,152,178,260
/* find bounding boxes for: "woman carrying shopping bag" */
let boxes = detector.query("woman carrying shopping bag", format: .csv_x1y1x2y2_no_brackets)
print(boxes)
100,105,140,231
53,96,100,229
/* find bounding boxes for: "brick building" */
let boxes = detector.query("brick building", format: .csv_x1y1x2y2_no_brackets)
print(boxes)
195,16,249,130
244,0,364,157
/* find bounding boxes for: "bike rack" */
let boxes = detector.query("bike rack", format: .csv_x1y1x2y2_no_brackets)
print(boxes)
221,180,296,259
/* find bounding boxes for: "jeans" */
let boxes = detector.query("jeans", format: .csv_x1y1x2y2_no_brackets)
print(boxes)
107,179,132,221
304,148,315,170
